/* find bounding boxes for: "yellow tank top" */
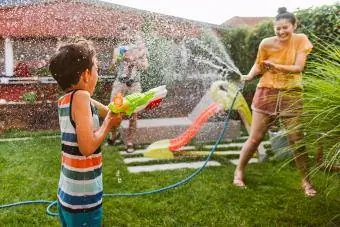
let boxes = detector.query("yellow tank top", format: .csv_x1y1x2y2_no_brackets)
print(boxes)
256,33,313,90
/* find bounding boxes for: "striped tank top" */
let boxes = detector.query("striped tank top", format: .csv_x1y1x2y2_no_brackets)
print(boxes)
57,90,102,212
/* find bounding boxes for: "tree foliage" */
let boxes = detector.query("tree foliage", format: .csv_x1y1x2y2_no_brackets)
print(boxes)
295,4,340,44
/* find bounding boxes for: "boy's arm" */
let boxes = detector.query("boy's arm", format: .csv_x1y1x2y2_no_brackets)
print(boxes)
90,98,109,119
73,91,122,156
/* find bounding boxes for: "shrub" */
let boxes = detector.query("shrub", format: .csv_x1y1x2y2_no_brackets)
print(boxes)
299,39,340,170
219,20,273,104
22,91,37,103
296,4,340,44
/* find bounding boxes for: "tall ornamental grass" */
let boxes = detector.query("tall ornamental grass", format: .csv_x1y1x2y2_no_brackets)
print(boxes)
301,39,339,171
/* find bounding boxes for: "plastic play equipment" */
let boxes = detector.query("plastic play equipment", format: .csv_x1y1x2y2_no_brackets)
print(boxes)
144,80,258,159
108,85,167,116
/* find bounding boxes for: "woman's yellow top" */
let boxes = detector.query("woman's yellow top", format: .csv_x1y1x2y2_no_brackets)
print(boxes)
256,33,313,90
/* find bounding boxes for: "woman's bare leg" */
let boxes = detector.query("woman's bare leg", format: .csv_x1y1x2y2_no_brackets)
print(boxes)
282,116,316,196
233,111,272,187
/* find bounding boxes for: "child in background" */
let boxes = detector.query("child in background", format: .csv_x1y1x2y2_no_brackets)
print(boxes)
49,38,123,226
108,39,148,153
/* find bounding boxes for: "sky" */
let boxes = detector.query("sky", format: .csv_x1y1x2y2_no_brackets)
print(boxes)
103,0,338,24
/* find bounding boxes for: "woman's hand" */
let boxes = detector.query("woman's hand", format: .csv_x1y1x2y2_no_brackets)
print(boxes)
262,60,278,71
241,74,254,82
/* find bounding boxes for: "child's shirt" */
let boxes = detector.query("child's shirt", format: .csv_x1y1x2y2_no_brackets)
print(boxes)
57,91,102,212
256,33,313,90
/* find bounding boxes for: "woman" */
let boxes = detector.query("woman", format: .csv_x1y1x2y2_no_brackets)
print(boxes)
233,7,316,196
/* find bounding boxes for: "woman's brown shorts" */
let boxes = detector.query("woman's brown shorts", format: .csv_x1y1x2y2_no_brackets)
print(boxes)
251,87,303,117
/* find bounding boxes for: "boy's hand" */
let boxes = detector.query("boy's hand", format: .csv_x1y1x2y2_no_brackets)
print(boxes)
106,112,123,128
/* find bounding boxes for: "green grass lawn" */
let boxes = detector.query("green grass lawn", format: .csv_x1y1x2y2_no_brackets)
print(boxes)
0,135,339,226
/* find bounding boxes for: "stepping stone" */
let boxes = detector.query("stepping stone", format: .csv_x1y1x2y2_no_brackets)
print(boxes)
119,149,147,156
128,161,221,173
186,150,240,156
124,157,158,164
119,146,196,156
204,143,243,149
229,158,258,165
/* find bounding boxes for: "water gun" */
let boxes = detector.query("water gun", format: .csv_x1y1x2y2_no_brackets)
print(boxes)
116,46,129,63
108,85,167,116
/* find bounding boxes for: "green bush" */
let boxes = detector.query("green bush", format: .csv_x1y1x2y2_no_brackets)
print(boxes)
22,91,37,103
299,40,340,170
219,27,252,73
219,20,273,104
296,4,340,44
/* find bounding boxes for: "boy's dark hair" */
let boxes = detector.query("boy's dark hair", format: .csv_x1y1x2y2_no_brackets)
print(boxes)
276,7,297,26
49,38,96,90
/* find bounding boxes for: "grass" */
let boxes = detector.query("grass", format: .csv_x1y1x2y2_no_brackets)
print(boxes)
0,129,60,139
0,135,339,226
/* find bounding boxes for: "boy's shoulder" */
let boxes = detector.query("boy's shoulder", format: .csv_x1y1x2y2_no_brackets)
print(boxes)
71,90,92,117
73,90,91,100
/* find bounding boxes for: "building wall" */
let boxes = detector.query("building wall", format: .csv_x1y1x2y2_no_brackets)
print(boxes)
0,38,4,74
0,37,121,76
13,37,55,62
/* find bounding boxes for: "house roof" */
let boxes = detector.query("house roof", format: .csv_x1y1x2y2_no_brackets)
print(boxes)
0,0,218,38
221,16,272,28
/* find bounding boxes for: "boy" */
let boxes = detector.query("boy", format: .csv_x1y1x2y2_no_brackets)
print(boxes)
49,38,122,226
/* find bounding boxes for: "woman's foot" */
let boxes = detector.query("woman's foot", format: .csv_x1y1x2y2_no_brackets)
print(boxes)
233,169,246,188
302,180,317,197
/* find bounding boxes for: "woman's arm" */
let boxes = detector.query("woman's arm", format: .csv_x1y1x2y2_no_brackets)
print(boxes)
73,91,122,156
243,39,267,81
263,52,309,73
242,63,262,81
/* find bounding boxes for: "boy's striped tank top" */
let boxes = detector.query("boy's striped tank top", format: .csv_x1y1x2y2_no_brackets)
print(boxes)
57,90,102,212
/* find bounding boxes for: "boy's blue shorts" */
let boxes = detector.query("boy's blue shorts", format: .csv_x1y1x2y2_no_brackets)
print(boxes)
58,202,102,227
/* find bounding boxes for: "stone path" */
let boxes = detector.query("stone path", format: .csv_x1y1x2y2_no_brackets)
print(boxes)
128,161,221,173
119,137,270,173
